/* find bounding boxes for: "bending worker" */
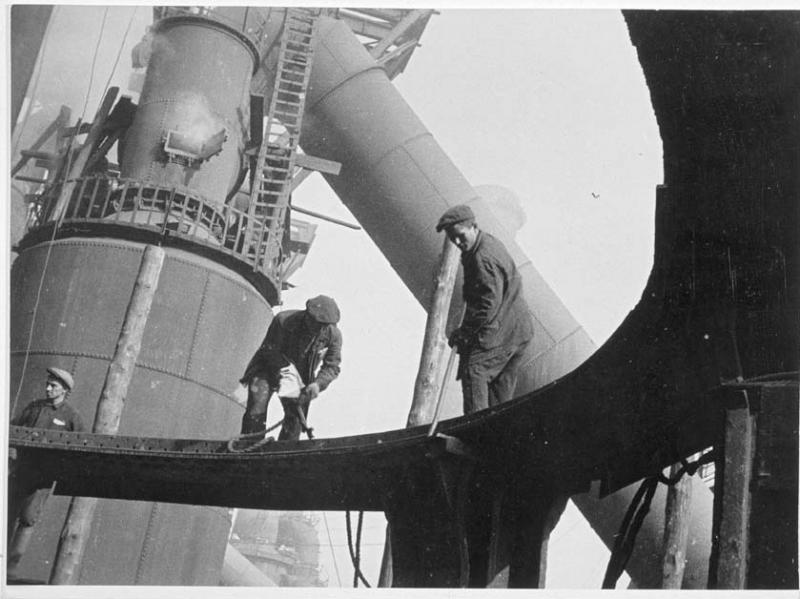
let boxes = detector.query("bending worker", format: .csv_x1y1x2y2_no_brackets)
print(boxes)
7,367,85,575
240,295,342,440
436,204,535,414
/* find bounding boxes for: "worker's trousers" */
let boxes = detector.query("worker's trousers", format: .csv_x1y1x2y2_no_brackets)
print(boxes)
241,376,309,441
460,339,533,414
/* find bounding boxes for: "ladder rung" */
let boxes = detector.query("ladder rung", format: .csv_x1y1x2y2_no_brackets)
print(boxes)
286,41,312,51
259,171,290,180
280,58,310,69
275,99,302,108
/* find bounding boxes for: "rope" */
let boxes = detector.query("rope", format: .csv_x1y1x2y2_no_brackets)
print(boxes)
601,476,659,589
10,116,83,417
657,450,716,486
80,7,109,119
226,418,284,453
345,511,372,588
11,7,136,417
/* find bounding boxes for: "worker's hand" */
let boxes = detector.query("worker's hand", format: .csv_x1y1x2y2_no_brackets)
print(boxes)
448,328,467,349
301,382,320,401
8,447,17,461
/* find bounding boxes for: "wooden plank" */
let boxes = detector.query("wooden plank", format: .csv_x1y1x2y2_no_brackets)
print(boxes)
294,152,341,175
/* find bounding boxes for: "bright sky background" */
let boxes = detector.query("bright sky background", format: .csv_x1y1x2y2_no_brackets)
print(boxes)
5,4,669,591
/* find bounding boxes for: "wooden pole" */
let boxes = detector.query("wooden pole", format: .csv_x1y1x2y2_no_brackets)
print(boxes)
708,389,753,589
49,86,118,225
406,237,460,427
49,245,165,584
661,462,693,588
379,237,459,587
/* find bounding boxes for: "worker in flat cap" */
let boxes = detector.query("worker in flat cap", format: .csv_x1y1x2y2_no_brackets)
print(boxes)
239,295,342,441
437,204,535,414
7,367,85,576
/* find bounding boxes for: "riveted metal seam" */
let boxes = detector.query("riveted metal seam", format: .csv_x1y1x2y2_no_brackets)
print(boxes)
186,270,211,378
134,502,161,583
11,349,242,405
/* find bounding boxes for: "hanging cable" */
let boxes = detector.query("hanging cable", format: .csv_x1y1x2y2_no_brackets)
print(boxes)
80,7,109,119
10,117,82,417
345,511,372,588
11,7,138,416
601,476,659,589
98,7,138,99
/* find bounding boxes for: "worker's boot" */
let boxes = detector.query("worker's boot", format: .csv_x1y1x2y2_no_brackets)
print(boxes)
7,524,35,577
240,412,267,435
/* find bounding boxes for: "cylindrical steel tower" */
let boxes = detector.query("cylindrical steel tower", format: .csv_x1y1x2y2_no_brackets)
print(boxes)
9,8,276,584
121,14,258,203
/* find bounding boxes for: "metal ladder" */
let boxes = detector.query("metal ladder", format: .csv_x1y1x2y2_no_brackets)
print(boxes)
248,7,320,275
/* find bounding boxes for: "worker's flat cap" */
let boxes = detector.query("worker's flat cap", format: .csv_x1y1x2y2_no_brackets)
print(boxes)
46,367,74,391
306,295,340,324
436,204,475,232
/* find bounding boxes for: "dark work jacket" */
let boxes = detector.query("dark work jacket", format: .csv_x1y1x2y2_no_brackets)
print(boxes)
242,309,342,390
458,230,535,362
12,399,85,432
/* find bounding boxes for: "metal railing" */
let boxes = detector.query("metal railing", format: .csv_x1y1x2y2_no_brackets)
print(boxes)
29,176,285,284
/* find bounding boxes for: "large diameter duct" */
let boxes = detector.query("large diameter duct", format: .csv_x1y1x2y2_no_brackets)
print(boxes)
296,17,710,588
300,17,595,394
121,15,257,203
9,238,271,583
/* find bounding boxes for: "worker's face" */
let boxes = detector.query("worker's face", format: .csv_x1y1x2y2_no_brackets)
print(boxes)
45,377,67,403
303,313,324,334
446,222,478,253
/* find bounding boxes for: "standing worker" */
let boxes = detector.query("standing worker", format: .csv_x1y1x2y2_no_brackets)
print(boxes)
7,367,85,576
240,295,342,441
436,204,535,414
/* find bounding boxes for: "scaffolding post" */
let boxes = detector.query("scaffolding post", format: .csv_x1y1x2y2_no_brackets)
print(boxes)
49,245,165,584
708,381,799,589
379,237,459,587
661,463,693,588
406,237,459,427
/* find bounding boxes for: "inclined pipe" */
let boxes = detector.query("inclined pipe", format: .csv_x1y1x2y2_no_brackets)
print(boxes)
292,16,712,588
300,16,595,395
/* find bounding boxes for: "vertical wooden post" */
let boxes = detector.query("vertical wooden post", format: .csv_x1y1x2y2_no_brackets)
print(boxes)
379,237,459,587
708,389,753,589
406,237,460,427
49,245,165,584
661,463,693,588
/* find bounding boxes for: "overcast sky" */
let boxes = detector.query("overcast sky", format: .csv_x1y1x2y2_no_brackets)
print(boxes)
6,4,669,590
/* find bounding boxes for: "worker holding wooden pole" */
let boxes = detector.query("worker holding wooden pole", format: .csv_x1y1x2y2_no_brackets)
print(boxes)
380,236,460,587
49,244,165,584
406,237,460,427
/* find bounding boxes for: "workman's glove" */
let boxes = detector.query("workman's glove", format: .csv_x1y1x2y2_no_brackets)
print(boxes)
301,382,320,401
8,447,17,461
448,328,468,350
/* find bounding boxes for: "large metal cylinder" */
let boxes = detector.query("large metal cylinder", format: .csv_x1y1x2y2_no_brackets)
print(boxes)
121,15,257,204
9,237,271,583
